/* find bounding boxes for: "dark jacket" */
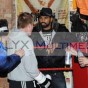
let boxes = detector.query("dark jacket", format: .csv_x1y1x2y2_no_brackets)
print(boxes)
0,54,21,77
0,41,21,76
32,22,77,68
0,54,21,72
71,13,88,32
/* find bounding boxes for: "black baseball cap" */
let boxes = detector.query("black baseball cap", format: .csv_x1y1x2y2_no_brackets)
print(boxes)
39,8,54,17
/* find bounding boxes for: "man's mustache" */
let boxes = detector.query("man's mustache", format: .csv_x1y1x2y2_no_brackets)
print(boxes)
41,22,47,25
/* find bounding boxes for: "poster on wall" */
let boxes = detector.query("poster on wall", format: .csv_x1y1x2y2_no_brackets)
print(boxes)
16,0,69,28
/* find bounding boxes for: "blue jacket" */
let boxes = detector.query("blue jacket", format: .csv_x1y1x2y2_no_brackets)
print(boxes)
0,41,21,73
0,54,21,73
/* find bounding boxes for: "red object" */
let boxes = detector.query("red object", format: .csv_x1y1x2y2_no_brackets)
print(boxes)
72,56,88,88
39,67,72,71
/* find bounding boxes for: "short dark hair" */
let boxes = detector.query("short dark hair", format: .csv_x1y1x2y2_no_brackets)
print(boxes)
17,12,33,28
0,19,8,28
0,19,8,36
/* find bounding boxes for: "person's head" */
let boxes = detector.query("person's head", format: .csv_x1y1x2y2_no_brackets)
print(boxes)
17,12,33,35
0,19,9,36
38,8,53,30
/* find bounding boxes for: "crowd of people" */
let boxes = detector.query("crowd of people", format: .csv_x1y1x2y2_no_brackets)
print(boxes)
0,5,88,88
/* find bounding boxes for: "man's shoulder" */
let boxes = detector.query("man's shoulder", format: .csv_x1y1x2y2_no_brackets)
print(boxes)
53,22,69,32
33,24,41,32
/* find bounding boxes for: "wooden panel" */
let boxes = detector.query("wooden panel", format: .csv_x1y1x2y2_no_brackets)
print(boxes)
0,78,9,88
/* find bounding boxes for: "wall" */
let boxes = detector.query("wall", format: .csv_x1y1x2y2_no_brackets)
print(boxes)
0,0,16,29
0,0,16,88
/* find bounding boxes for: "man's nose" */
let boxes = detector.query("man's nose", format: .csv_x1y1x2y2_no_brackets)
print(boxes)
41,18,45,22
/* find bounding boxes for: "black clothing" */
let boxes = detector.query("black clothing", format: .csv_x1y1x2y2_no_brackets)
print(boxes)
31,21,77,88
71,13,88,32
32,22,77,68
8,80,35,88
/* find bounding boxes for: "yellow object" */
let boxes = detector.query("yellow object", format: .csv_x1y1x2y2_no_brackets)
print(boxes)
73,0,77,10
16,0,23,16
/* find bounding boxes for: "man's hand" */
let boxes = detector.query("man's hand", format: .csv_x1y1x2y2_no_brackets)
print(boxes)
39,78,51,88
39,74,51,88
35,72,52,88
15,49,25,58
78,56,88,67
65,46,77,56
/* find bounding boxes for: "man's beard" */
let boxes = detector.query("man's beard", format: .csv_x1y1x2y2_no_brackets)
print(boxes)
40,22,51,28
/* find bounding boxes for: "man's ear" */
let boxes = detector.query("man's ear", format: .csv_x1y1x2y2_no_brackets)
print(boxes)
51,17,53,22
28,24,33,29
28,24,31,27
